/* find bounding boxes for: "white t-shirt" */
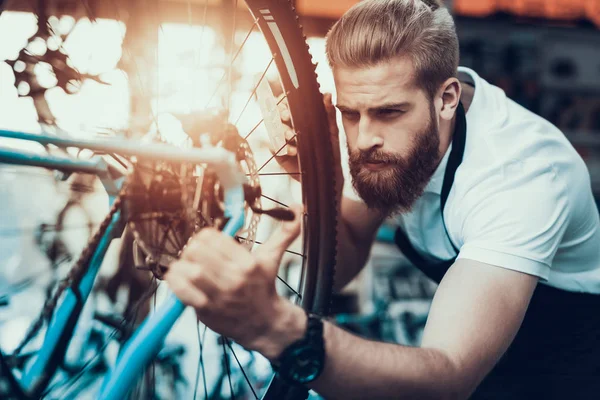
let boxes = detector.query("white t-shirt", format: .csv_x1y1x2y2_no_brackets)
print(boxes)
344,66,600,294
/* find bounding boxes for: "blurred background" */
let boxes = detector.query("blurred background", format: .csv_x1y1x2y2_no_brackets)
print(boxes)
1,0,599,398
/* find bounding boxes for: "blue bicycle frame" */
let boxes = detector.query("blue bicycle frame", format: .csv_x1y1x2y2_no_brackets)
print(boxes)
98,186,245,399
0,129,246,399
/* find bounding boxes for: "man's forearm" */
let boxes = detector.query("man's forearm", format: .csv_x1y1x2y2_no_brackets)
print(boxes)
310,321,463,400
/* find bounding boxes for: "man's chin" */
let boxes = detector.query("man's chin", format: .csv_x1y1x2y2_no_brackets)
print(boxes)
350,163,433,215
353,184,416,215
354,167,398,188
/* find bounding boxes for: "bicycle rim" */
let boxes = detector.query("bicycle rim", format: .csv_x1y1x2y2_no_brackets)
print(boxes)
245,1,338,398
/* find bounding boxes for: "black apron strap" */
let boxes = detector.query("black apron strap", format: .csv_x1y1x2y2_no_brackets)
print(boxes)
394,102,467,283
440,102,467,216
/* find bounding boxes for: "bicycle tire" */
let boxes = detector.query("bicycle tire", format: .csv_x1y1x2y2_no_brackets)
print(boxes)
243,1,338,398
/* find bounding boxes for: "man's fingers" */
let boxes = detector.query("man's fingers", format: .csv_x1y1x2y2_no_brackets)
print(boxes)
182,228,240,262
278,96,292,127
283,129,298,156
280,108,291,123
255,204,303,272
167,259,222,298
285,129,295,141
166,264,210,309
285,145,297,157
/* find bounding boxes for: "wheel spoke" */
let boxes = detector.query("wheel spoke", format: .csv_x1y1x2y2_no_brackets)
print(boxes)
110,0,161,135
151,212,158,252
80,0,96,21
43,278,158,397
235,236,305,259
157,220,172,253
226,0,240,117
243,91,287,140
43,327,119,397
243,119,264,140
234,58,275,125
194,323,208,400
155,12,162,139
276,94,288,106
167,218,185,250
188,0,209,111
277,275,302,299
225,339,259,399
256,134,297,173
235,236,305,299
150,277,158,397
154,223,176,268
205,20,258,108
254,172,302,177
261,194,288,208
222,337,236,400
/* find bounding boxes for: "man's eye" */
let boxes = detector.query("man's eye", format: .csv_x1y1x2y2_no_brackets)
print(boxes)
341,111,360,121
377,109,402,118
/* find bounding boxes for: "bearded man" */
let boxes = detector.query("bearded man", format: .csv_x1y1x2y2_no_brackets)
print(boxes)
166,1,600,398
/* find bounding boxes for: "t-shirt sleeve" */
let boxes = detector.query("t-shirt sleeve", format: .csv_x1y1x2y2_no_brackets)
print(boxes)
456,165,570,281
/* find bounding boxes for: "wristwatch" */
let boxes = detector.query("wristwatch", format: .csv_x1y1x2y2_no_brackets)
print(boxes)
271,312,325,384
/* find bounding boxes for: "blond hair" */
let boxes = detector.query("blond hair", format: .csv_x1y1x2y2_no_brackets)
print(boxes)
325,0,459,99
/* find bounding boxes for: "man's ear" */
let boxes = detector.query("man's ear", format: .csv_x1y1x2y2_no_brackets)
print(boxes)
437,77,461,122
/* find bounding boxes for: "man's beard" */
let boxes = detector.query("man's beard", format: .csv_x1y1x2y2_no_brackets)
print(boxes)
348,108,441,214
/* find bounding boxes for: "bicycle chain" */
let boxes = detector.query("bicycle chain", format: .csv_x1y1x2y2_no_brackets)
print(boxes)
13,183,127,357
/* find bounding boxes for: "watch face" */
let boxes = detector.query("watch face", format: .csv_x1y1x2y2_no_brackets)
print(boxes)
287,347,324,384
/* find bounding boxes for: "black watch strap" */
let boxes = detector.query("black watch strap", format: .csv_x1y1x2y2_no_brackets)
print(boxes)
271,312,325,384
305,312,324,342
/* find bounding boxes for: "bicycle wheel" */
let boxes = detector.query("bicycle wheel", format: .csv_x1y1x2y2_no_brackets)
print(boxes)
0,0,337,399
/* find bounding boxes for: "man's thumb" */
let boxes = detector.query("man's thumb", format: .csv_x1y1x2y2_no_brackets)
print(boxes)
255,204,303,271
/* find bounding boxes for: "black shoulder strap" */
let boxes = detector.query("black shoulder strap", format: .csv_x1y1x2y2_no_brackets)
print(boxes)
394,102,467,283
440,101,467,215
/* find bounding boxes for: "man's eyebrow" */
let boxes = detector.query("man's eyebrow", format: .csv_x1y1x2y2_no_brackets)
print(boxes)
368,102,410,111
335,102,410,111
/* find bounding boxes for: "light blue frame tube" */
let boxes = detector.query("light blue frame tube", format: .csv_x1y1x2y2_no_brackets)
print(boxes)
0,148,109,175
0,129,238,166
98,187,244,400
1,128,245,397
20,211,125,391
98,185,245,400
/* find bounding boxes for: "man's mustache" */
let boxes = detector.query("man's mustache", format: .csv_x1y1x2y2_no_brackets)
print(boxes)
350,149,405,165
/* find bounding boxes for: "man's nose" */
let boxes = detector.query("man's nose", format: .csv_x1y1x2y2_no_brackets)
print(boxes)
356,118,383,151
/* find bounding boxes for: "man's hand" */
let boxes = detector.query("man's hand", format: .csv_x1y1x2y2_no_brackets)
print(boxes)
165,205,307,359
